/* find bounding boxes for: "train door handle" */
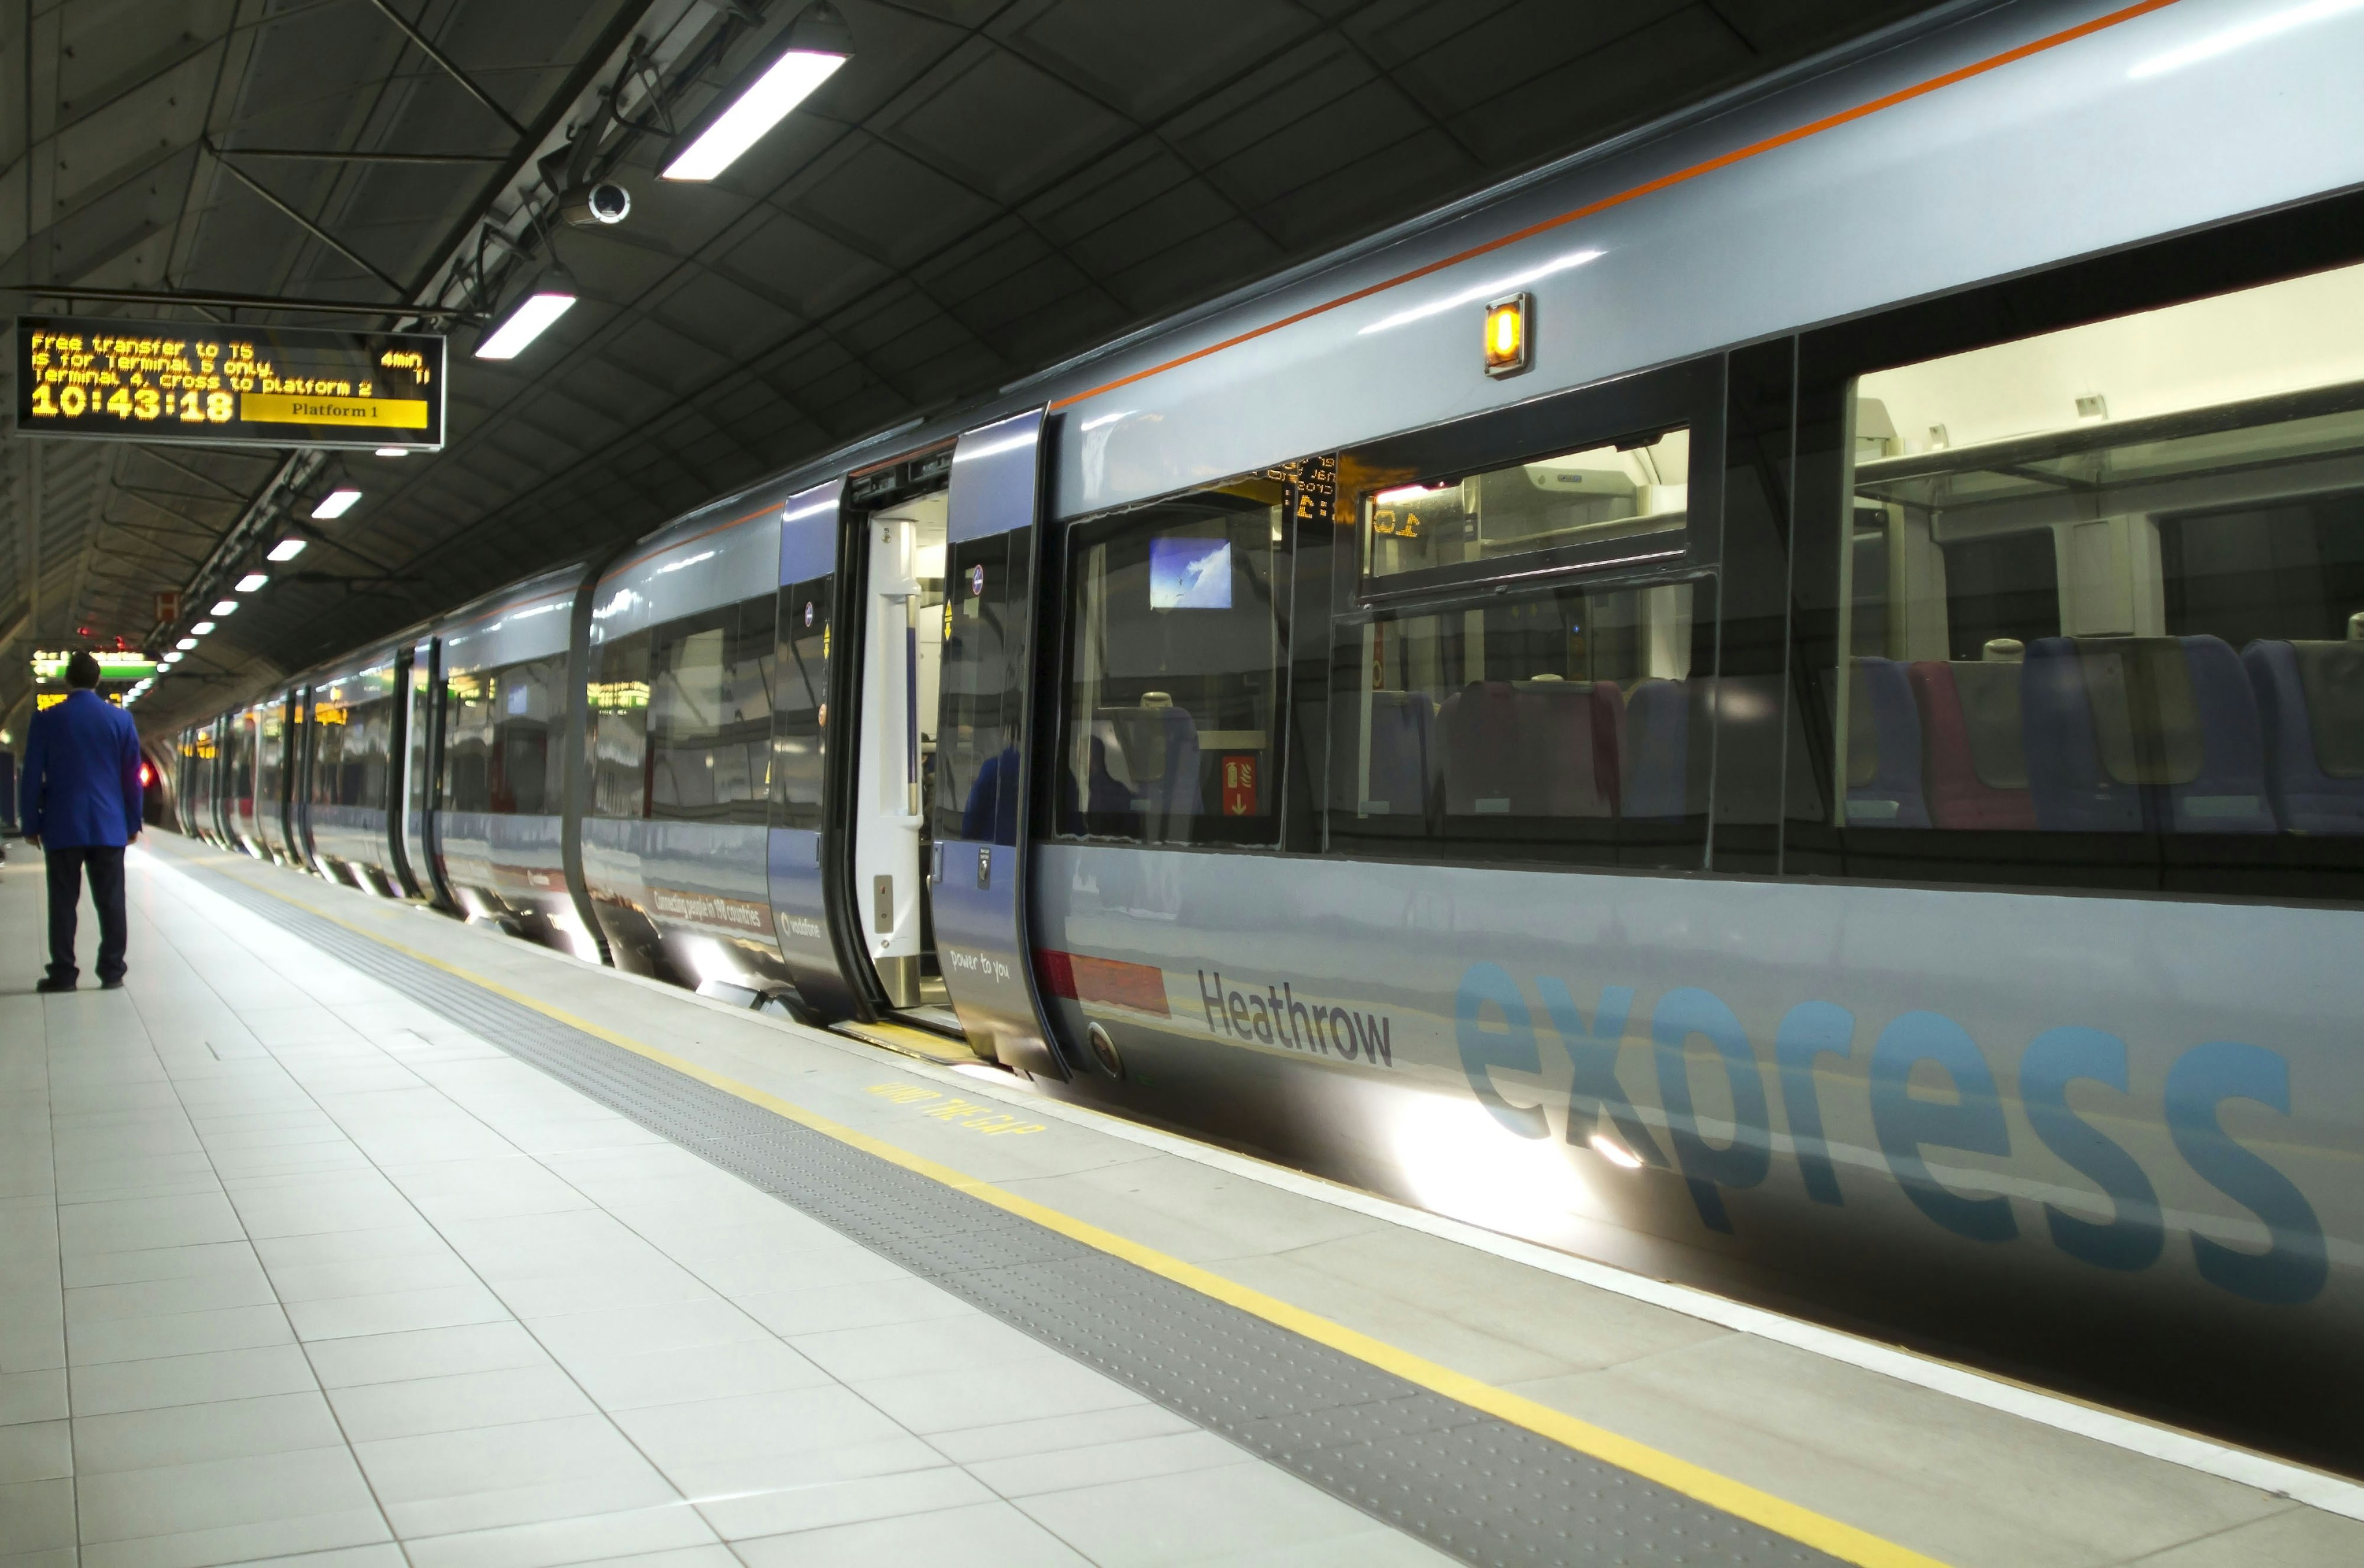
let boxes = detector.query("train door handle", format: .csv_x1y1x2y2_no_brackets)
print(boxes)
930,842,944,885
977,845,992,890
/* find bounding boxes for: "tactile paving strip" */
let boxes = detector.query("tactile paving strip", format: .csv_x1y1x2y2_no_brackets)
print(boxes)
201,867,1846,1568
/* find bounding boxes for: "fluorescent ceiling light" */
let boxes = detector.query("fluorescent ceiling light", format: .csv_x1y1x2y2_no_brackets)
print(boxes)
235,573,268,593
375,447,409,457
312,488,362,520
266,538,307,563
175,637,198,651
162,651,183,664
191,621,216,635
664,4,851,182
2129,0,2364,79
1374,483,1450,505
475,269,579,360
211,600,239,616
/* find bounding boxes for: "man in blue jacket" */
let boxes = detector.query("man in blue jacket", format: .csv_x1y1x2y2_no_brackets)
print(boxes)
20,652,144,992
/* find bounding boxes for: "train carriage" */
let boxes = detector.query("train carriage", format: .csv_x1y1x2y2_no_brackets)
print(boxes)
157,0,2364,1471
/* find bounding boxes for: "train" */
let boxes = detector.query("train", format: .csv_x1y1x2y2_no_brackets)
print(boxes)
151,0,2364,1473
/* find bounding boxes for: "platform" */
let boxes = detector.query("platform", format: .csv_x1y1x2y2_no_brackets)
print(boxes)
4,833,2362,1568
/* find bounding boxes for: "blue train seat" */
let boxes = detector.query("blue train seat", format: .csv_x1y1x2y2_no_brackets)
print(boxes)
2024,636,2275,833
1090,705,1202,824
2244,638,2364,834
1844,657,1931,828
1622,678,1688,820
2171,635,2276,833
1361,691,1434,818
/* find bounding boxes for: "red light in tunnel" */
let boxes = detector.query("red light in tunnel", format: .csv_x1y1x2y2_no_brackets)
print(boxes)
140,763,153,787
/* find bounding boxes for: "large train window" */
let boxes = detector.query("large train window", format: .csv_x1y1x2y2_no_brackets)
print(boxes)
1328,574,1714,868
587,629,651,819
649,594,775,826
310,673,393,809
440,657,563,816
934,532,1028,846
1815,254,2364,898
1055,476,1290,846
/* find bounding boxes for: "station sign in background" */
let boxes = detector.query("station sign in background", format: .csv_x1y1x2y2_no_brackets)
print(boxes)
33,650,158,681
14,316,444,450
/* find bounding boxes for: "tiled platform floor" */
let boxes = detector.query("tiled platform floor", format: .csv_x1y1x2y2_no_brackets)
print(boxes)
0,843,1454,1568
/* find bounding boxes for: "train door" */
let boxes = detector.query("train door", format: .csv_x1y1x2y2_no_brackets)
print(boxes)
768,482,859,1015
845,475,951,1019
400,639,452,907
291,688,320,872
209,717,232,846
389,643,423,898
930,411,1066,1077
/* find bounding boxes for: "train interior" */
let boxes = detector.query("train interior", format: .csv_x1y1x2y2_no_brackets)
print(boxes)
1060,476,1289,846
1335,430,1710,854
852,485,955,1023
1842,257,2364,837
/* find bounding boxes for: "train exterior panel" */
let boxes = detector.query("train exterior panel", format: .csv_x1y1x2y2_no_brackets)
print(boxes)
426,568,586,949
147,0,2364,1468
582,493,794,988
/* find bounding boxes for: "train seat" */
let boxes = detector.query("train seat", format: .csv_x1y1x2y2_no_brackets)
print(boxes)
2243,638,2364,834
1844,657,1931,827
1439,681,1519,816
2172,635,2276,833
1439,679,1622,818
1908,659,2037,829
1092,704,1204,821
1517,678,1623,819
1361,691,1434,817
1622,678,1688,819
2023,636,2275,833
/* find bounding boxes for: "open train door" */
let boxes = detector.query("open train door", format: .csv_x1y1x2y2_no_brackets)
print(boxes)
929,410,1068,1079
769,480,862,1018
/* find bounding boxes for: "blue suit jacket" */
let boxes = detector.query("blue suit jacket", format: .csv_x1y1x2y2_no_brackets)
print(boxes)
21,690,144,848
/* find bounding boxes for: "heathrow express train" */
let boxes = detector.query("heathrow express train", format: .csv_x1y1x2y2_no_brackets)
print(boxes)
160,0,2364,1470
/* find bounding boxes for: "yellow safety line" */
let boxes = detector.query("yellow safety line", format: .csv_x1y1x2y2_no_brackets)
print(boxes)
211,864,1950,1568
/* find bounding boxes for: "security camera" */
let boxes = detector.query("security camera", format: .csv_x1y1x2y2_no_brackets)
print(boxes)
560,182,631,228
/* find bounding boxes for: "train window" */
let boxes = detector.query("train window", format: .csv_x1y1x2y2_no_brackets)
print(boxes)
1360,428,1690,596
648,593,775,827
440,657,563,816
773,575,832,832
1055,476,1289,846
356,694,395,812
1328,576,1713,867
588,628,653,820
1822,257,2364,896
934,533,1029,846
310,677,392,809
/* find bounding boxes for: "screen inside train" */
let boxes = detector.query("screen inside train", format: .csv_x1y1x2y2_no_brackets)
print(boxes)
1149,535,1232,609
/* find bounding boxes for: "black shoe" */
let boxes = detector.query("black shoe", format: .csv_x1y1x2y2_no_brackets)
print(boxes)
35,976,76,993
100,978,126,991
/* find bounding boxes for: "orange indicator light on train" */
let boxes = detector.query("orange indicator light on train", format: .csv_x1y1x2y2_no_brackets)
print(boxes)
1483,293,1529,377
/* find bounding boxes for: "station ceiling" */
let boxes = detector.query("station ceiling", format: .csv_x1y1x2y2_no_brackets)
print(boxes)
1,0,1951,735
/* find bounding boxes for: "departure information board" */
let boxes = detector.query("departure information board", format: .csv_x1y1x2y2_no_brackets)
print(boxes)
14,316,444,450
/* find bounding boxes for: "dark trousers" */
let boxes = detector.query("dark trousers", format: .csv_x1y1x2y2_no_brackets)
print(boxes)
46,845,127,986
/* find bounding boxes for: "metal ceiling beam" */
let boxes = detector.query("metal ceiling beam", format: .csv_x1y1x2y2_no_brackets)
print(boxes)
12,282,483,322
361,0,529,140
218,147,505,164
136,448,268,504
203,141,408,297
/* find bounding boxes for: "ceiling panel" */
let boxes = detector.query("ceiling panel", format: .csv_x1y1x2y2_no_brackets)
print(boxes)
1,0,1956,738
